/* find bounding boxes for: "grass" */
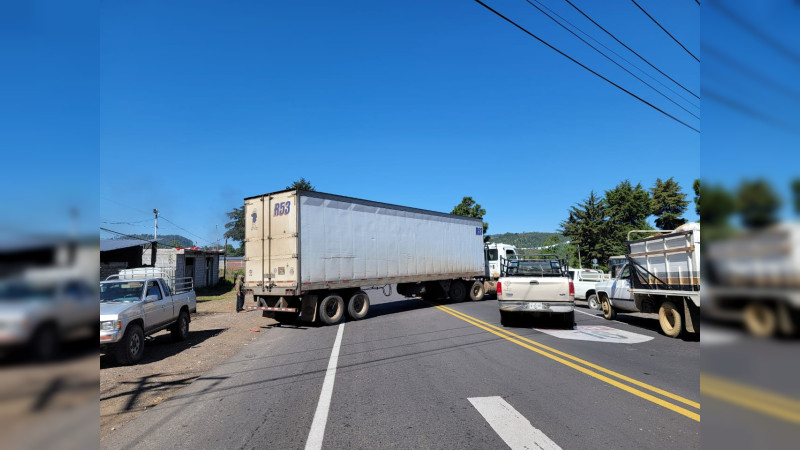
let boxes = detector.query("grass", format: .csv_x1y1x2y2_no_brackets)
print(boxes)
196,280,236,302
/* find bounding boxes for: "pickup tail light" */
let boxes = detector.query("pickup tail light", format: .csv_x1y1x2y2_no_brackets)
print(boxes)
497,282,502,295
569,281,575,301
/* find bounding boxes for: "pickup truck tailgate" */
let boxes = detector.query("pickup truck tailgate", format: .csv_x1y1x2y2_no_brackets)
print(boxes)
503,277,569,301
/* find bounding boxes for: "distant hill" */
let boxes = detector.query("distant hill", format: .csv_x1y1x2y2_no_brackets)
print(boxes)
119,234,194,248
486,231,563,248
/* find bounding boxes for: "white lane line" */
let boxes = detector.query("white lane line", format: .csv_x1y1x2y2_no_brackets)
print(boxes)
305,322,345,450
574,309,602,318
468,396,562,450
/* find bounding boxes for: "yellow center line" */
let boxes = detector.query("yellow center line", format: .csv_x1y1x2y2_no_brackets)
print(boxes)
701,373,800,424
432,304,700,422
437,304,700,410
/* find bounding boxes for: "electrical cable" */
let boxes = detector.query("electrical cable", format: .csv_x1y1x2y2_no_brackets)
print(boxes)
630,0,699,62
524,0,699,119
472,0,700,133
562,0,699,100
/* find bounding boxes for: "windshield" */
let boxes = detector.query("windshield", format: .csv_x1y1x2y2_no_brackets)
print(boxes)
0,281,55,302
100,281,144,302
506,260,563,277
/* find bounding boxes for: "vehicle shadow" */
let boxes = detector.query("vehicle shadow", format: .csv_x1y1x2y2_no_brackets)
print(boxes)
100,328,227,368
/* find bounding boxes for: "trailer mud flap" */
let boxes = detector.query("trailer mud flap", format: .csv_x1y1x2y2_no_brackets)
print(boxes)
300,295,318,322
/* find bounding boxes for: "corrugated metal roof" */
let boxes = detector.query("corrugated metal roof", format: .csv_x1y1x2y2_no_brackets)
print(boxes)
100,239,147,252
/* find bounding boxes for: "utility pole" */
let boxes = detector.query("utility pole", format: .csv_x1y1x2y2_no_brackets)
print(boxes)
223,236,228,280
153,208,159,240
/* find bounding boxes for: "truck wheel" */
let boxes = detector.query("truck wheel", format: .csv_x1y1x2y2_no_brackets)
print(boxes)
468,281,485,301
318,295,344,325
743,303,777,338
115,323,144,365
347,291,370,320
659,301,683,338
448,280,467,302
587,294,600,310
171,310,190,342
601,297,616,320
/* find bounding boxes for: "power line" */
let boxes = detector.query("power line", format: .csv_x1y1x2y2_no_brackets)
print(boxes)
694,0,700,6
100,227,185,249
562,0,699,100
101,219,152,225
472,0,700,133
631,0,699,62
524,0,699,120
532,0,699,109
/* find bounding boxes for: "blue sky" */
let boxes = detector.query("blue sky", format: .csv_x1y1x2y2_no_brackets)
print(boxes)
6,1,704,243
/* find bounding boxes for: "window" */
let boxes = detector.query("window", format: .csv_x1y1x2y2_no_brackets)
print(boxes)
487,249,498,261
505,250,517,260
146,282,162,300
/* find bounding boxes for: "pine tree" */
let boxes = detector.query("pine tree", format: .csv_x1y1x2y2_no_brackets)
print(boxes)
604,180,652,254
560,191,606,268
286,177,316,191
792,178,800,216
737,179,781,229
692,179,700,217
651,177,689,230
223,206,245,245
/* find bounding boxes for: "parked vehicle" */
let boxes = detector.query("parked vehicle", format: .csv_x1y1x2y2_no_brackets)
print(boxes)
567,267,604,310
704,223,800,338
0,274,97,360
497,255,574,327
244,189,493,325
99,273,196,365
595,223,700,338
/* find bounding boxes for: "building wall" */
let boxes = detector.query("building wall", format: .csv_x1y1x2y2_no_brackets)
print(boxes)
139,248,220,288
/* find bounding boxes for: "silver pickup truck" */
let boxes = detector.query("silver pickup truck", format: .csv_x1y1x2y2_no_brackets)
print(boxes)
497,257,574,328
99,275,196,365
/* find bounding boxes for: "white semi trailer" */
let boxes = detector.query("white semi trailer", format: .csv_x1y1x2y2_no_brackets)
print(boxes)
243,189,490,325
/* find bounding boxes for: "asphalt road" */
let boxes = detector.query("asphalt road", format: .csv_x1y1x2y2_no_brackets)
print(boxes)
102,289,700,449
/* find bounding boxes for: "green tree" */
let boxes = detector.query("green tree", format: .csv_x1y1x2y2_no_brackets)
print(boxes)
737,179,781,229
651,177,689,230
286,177,316,191
604,180,652,255
224,206,245,246
169,239,181,249
792,178,800,216
451,196,489,242
693,178,701,216
560,191,607,268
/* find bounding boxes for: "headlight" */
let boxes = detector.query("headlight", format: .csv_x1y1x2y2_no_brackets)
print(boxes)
100,321,120,331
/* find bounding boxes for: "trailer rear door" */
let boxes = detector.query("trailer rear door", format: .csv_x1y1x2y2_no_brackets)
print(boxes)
244,191,299,290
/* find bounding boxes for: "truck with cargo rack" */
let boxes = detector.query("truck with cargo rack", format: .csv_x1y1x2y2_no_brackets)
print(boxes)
243,189,492,325
497,255,574,327
595,223,700,338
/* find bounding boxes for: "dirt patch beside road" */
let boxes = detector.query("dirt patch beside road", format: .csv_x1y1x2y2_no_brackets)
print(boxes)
100,296,275,441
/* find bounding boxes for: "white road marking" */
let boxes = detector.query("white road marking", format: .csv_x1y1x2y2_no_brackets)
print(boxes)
468,396,562,450
305,322,345,450
574,308,602,318
534,325,653,343
700,325,740,346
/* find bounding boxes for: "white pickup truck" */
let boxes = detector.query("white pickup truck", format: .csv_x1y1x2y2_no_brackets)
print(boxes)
497,256,574,327
567,267,604,310
99,275,196,365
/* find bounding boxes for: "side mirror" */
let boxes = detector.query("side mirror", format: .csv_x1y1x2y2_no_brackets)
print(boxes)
145,295,159,303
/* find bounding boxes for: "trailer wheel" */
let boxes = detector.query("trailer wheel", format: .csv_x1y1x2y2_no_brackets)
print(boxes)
347,291,370,320
448,280,467,302
468,281,485,301
743,303,777,338
601,296,616,320
658,301,683,338
318,295,344,325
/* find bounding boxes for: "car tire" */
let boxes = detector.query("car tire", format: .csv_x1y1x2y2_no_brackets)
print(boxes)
347,291,370,320
115,323,144,365
318,295,344,325
468,281,485,301
658,301,683,338
30,324,59,361
171,310,190,342
601,296,616,320
587,294,600,310
500,311,514,326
